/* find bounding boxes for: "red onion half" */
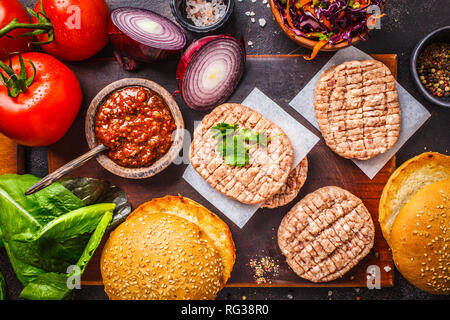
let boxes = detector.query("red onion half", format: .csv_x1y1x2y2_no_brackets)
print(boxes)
177,35,246,111
109,8,187,70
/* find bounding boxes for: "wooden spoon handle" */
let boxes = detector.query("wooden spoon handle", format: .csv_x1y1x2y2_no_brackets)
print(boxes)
25,144,109,196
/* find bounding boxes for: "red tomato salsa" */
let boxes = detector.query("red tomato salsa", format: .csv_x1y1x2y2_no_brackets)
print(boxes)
95,86,177,168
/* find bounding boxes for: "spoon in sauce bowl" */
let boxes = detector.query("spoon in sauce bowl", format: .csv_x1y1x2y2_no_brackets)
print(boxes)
25,144,109,195
25,78,184,196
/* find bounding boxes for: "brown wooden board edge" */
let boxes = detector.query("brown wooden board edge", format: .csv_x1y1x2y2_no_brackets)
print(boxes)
79,160,396,288
49,54,397,288
82,279,393,288
221,52,397,286
0,134,25,175
246,54,398,78
221,156,397,289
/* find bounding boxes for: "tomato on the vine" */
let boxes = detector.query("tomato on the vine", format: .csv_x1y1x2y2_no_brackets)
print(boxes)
32,0,110,61
0,0,110,62
0,0,32,61
0,52,82,147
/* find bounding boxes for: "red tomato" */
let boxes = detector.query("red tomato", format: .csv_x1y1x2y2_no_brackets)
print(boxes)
0,0,32,60
0,52,82,147
33,0,110,61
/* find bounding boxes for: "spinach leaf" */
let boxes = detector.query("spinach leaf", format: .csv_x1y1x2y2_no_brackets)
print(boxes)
74,211,112,274
0,271,6,300
19,272,72,300
0,174,86,285
33,203,115,241
0,174,119,300
0,174,84,227
20,211,113,300
60,177,131,230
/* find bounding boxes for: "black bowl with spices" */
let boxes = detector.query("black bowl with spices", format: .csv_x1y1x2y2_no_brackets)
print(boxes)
86,79,184,179
170,0,234,33
411,26,450,108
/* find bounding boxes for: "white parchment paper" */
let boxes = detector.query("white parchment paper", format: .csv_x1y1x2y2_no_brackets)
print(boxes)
183,88,320,228
289,46,431,179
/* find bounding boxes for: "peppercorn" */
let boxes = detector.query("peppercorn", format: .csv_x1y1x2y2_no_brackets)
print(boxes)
417,43,450,98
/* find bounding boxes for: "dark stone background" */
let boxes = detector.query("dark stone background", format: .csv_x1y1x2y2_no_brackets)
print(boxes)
1,0,448,300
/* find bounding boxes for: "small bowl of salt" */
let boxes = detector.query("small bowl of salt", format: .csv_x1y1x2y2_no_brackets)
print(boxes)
170,0,234,33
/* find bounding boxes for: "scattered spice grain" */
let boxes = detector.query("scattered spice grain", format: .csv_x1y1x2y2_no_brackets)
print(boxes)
248,256,280,284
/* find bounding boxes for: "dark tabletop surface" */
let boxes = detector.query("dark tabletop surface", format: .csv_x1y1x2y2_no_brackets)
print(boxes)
1,0,449,300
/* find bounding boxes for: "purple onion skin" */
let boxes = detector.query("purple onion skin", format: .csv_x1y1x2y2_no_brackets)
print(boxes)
108,16,184,71
177,35,246,111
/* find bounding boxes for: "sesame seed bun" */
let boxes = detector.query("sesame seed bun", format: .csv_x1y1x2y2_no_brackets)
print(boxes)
390,179,450,295
379,152,450,244
101,195,235,300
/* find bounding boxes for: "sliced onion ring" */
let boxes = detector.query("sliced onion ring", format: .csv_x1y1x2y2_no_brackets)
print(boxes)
177,35,246,111
109,7,186,69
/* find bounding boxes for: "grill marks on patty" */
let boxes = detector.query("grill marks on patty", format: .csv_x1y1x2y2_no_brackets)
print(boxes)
190,104,294,204
262,157,308,209
278,186,375,282
315,60,401,160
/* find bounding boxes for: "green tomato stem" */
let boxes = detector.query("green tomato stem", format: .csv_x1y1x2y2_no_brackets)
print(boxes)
0,54,36,98
0,0,53,47
0,19,52,39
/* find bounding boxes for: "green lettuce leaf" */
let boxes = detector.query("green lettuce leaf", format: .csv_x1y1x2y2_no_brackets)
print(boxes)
20,211,113,300
0,271,6,300
0,174,86,285
0,174,122,300
60,177,131,230
75,211,113,274
19,272,72,301
0,174,85,227
33,203,115,241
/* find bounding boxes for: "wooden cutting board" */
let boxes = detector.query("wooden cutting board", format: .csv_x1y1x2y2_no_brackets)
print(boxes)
0,134,23,175
49,54,397,287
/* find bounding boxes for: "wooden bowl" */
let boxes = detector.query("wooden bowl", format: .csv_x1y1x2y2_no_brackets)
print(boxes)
85,78,185,179
269,0,362,51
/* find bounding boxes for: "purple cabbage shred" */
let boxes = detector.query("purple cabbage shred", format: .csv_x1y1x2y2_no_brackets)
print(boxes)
273,0,385,44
